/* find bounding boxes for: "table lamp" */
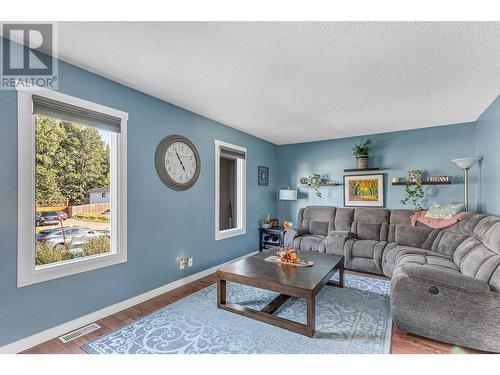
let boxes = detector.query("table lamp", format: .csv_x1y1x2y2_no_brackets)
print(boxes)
279,188,297,226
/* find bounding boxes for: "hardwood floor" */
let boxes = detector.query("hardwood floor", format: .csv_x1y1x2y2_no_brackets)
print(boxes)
21,272,481,354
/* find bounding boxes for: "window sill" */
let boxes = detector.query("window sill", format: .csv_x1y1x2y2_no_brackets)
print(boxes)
18,251,127,288
215,228,247,241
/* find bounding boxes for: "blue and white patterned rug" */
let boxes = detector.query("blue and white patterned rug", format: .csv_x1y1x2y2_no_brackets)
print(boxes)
82,274,391,354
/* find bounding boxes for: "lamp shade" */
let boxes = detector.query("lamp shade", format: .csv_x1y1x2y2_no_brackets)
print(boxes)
451,157,481,170
279,189,297,201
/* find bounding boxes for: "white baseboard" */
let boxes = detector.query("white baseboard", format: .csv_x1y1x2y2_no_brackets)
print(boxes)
0,250,258,354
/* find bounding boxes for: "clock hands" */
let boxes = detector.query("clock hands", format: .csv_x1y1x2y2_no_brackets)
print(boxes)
175,150,186,172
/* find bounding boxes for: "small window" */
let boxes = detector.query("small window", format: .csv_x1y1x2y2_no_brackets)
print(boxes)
17,88,128,287
215,140,246,240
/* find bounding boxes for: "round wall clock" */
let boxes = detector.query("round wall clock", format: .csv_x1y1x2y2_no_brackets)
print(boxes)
155,135,201,191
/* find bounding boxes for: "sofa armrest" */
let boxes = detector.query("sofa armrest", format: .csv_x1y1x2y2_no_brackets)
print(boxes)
284,226,308,247
397,264,490,294
288,226,309,236
326,231,356,256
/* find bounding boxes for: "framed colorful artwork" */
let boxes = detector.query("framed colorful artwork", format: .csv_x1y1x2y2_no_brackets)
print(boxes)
258,166,269,186
343,174,385,207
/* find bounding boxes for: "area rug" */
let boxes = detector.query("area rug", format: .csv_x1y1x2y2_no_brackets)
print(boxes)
82,274,391,354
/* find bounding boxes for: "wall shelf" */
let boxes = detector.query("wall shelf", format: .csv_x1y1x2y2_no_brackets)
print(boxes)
344,167,380,172
298,182,343,187
392,181,452,186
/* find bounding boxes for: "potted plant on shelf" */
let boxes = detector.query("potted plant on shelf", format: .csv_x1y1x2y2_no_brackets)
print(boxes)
307,173,322,198
352,137,371,169
401,170,425,210
261,212,271,228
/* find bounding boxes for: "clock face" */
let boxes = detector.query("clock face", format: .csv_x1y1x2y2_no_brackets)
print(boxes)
155,135,201,190
164,141,197,184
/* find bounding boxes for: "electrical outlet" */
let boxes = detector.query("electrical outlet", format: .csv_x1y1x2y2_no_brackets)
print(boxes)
188,257,193,267
178,257,189,270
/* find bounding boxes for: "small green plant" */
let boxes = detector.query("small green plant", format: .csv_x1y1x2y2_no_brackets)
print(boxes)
401,170,425,210
307,173,322,198
35,241,71,266
352,137,372,158
73,213,110,222
35,236,110,266
81,235,111,257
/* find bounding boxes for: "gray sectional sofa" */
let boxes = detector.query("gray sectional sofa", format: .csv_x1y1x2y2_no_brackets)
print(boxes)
284,205,500,352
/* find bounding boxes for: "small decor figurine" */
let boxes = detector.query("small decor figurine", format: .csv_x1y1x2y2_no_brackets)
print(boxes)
261,212,271,228
270,218,279,229
307,173,322,197
352,137,372,169
401,170,425,210
265,246,314,267
277,247,300,264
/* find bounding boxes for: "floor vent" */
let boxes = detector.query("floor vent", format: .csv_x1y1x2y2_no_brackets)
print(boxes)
58,323,101,343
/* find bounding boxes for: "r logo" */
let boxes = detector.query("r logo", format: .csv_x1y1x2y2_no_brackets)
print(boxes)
2,23,54,76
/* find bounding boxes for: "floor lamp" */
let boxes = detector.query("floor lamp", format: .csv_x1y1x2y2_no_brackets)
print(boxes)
451,157,481,212
279,188,297,227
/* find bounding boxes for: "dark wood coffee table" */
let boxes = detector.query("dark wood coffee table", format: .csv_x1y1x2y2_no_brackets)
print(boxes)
216,251,344,337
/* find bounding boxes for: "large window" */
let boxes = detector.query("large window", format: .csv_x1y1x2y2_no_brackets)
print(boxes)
215,140,246,240
17,88,127,287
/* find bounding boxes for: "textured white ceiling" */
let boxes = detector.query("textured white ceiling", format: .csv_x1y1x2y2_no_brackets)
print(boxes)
46,22,500,143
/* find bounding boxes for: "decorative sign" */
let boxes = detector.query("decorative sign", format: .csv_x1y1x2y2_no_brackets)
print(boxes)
258,166,269,186
426,176,450,182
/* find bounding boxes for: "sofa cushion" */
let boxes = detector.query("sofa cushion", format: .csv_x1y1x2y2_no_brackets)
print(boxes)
395,253,459,274
344,239,387,274
432,231,470,257
334,207,355,231
351,240,379,259
382,244,432,277
430,213,486,256
354,207,391,223
351,208,390,241
299,206,336,235
394,224,437,249
348,258,380,275
293,235,326,252
309,221,329,236
425,203,464,219
351,222,385,241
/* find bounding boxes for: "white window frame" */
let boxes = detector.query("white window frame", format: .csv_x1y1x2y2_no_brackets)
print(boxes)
214,140,246,241
17,87,128,287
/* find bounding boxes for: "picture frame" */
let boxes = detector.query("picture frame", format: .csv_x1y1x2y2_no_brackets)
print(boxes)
343,173,385,207
258,166,269,186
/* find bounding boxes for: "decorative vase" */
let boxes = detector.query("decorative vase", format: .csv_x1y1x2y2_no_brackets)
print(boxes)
356,156,368,169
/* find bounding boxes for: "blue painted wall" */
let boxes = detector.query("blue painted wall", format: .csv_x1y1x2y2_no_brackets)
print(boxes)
0,46,278,346
0,36,497,347
475,95,500,215
276,123,481,222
